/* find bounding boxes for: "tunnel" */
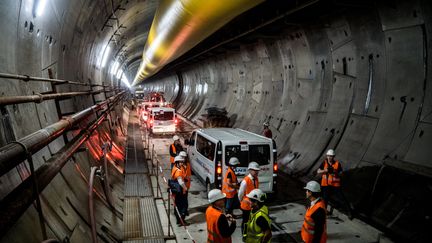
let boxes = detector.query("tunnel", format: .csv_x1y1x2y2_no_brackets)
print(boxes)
0,0,431,242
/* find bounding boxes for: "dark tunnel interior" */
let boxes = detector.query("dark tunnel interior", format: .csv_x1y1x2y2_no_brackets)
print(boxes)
0,0,432,242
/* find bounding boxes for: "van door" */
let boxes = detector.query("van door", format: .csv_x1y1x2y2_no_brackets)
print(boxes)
224,143,273,192
194,134,216,184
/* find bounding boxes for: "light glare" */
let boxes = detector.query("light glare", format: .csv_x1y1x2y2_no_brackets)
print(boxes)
101,46,111,68
36,0,48,17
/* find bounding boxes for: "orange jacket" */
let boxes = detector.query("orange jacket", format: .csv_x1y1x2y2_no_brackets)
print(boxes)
301,199,327,243
240,175,259,211
206,205,232,243
320,160,341,187
170,144,177,164
222,167,238,198
171,165,187,182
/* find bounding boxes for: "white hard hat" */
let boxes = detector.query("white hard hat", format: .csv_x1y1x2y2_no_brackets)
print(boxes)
174,156,184,162
179,151,187,157
208,189,226,203
304,181,321,192
263,122,269,127
248,162,261,171
326,149,335,156
246,189,266,202
228,157,240,166
173,135,180,141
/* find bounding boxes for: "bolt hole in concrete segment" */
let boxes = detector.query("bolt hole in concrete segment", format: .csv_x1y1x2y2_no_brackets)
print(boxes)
144,116,388,242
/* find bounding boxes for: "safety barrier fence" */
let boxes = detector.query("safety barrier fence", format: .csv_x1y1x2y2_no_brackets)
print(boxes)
141,125,196,242
0,91,126,240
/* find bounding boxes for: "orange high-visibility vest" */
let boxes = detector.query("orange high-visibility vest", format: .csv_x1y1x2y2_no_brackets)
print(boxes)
170,144,177,164
206,205,232,243
171,165,186,181
185,162,191,189
240,175,259,211
301,199,327,243
222,167,238,198
320,160,341,187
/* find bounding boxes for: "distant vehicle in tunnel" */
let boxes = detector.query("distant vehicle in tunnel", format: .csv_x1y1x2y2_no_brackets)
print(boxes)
146,107,177,134
185,128,277,195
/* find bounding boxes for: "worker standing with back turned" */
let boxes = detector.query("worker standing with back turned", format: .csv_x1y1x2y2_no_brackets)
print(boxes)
301,181,326,243
223,157,240,215
239,162,260,239
244,188,272,243
206,189,236,243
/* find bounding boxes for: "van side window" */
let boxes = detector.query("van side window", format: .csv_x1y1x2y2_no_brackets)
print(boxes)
196,134,216,161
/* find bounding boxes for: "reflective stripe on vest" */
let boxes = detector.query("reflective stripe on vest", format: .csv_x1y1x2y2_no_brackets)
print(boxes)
301,199,327,243
321,160,341,187
244,205,271,243
206,206,232,243
222,167,238,198
240,176,259,211
170,144,177,163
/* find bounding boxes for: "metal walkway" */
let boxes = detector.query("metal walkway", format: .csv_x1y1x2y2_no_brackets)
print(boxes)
123,112,164,243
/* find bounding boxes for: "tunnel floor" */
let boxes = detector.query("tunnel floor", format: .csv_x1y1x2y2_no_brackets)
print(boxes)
127,113,390,242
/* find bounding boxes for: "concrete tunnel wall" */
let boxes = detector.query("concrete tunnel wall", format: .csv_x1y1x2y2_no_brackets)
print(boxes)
0,1,132,242
0,0,431,242
142,1,432,240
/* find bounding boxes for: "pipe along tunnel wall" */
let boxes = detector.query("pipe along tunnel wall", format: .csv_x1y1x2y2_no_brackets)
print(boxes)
141,1,432,241
0,0,431,242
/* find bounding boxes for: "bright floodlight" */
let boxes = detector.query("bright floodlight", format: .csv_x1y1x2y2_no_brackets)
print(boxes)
36,0,48,17
101,46,111,68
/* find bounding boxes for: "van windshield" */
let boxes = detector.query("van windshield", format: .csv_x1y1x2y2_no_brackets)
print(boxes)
153,111,174,120
225,145,270,167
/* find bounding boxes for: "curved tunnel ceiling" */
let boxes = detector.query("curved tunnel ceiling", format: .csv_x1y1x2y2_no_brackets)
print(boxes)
139,0,432,241
0,0,431,242
132,0,264,85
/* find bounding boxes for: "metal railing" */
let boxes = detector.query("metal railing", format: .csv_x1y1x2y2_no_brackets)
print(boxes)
143,129,195,242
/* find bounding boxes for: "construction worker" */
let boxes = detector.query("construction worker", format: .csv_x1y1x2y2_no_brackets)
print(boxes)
244,189,272,243
316,149,352,218
169,135,183,169
223,157,240,215
171,156,189,225
179,151,191,216
262,122,272,139
239,162,260,237
302,181,326,243
206,189,236,243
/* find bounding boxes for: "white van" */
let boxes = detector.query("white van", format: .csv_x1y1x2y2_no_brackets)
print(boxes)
186,128,277,194
147,107,177,134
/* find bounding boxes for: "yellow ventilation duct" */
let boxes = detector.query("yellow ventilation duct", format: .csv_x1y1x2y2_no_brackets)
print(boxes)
132,0,264,86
